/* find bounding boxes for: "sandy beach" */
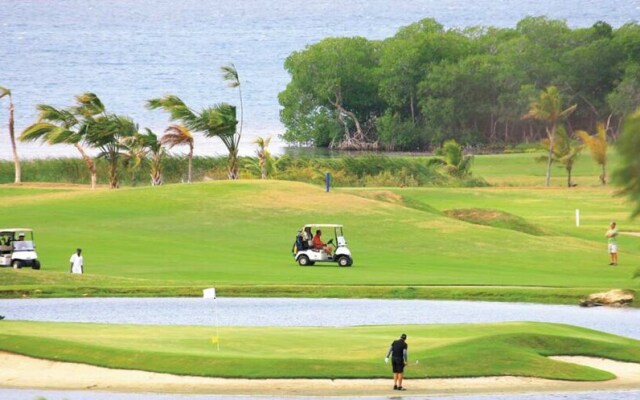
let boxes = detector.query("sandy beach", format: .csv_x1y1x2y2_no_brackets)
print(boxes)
1,352,640,396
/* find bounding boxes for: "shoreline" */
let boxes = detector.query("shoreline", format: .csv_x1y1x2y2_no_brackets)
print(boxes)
1,352,640,396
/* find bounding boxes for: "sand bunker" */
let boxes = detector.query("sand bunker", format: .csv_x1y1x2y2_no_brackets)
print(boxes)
1,352,640,396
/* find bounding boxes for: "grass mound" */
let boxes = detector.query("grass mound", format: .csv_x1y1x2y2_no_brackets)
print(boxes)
443,208,546,236
0,321,638,380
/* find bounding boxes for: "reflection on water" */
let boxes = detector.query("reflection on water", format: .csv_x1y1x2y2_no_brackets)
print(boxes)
1,388,640,400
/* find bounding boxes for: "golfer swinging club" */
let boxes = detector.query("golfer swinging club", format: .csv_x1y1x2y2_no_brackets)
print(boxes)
385,333,408,391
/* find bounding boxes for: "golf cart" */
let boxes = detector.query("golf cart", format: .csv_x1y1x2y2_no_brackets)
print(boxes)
0,228,41,269
292,224,353,267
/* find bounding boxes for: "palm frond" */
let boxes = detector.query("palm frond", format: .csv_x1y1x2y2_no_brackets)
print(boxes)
36,105,78,128
221,64,240,88
0,86,11,99
73,92,105,118
161,125,194,149
20,123,60,142
200,104,237,139
146,95,199,128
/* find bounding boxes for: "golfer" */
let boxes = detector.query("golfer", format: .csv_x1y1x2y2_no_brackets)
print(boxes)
385,333,408,391
70,248,83,274
606,222,618,266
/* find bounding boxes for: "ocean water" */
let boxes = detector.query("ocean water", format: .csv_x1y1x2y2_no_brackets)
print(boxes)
1,0,639,160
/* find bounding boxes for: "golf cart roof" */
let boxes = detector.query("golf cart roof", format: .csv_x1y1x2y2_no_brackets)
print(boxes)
303,224,343,228
0,228,32,234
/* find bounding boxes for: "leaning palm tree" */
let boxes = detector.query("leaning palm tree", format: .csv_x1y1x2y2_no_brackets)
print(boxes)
147,96,238,179
142,129,166,186
161,125,194,183
221,63,243,179
85,114,136,189
524,86,577,187
576,123,608,185
20,103,99,188
253,136,272,179
121,128,165,186
538,126,583,188
0,86,21,183
119,130,148,187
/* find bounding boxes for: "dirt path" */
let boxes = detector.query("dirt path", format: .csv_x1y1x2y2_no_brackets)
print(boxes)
1,352,640,396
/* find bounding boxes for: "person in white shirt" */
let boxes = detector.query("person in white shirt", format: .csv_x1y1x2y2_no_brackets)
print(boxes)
70,248,83,274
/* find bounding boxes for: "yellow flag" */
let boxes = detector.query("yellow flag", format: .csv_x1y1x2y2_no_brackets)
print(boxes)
211,336,219,344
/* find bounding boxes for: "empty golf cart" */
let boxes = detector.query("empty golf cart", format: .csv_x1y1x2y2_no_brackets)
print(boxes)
293,224,353,267
0,228,41,269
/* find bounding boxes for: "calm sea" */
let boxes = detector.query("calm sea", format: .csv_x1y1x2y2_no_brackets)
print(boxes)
1,0,639,160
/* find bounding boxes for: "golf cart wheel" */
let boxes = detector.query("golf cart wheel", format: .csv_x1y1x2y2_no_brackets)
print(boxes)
12,260,21,269
337,256,352,267
32,260,41,270
298,255,311,266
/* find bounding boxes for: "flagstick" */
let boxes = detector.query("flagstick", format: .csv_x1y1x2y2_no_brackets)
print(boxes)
203,288,220,351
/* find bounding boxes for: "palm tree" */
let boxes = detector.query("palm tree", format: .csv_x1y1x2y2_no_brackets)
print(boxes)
221,63,243,180
524,86,577,187
429,139,474,178
161,125,194,183
121,128,165,186
576,123,608,185
120,131,148,187
147,96,238,179
86,114,136,189
253,136,272,179
0,86,21,183
142,129,166,186
538,126,583,187
20,102,99,189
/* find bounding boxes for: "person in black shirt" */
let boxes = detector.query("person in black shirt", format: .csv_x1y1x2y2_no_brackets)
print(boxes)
385,333,408,390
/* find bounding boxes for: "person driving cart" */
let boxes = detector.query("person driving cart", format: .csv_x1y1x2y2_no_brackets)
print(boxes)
312,230,333,256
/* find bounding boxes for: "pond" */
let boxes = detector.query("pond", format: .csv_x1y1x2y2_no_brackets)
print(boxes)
1,298,639,400
1,297,639,339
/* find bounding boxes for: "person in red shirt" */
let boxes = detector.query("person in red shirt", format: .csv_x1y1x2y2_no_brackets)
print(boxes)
312,230,332,255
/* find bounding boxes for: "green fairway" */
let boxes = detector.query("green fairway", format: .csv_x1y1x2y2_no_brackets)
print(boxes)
1,320,638,380
0,152,638,303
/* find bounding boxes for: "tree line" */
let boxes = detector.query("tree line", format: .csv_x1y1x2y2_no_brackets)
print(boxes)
278,17,640,152
2,64,247,188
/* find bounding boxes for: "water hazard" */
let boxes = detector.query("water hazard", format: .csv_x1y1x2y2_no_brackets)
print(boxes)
1,298,639,400
1,297,639,339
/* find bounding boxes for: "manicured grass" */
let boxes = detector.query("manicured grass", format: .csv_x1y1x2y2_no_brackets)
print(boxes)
0,152,638,304
0,320,638,380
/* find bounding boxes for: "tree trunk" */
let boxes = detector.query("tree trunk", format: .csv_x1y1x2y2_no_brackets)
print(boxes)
410,94,415,124
601,163,607,186
8,97,21,183
567,166,572,188
74,143,97,189
228,149,239,180
187,145,193,183
259,154,267,179
150,156,163,186
545,126,555,187
330,95,366,148
109,159,119,189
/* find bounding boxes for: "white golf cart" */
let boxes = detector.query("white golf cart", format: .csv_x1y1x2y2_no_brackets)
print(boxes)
0,228,41,270
292,224,353,267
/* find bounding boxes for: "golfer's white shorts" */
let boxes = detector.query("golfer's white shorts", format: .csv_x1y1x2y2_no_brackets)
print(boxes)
608,244,618,254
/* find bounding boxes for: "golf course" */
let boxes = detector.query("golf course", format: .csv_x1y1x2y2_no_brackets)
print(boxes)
1,152,639,395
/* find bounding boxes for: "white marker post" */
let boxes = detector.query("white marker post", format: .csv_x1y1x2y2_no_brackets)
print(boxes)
203,287,219,351
576,209,580,227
